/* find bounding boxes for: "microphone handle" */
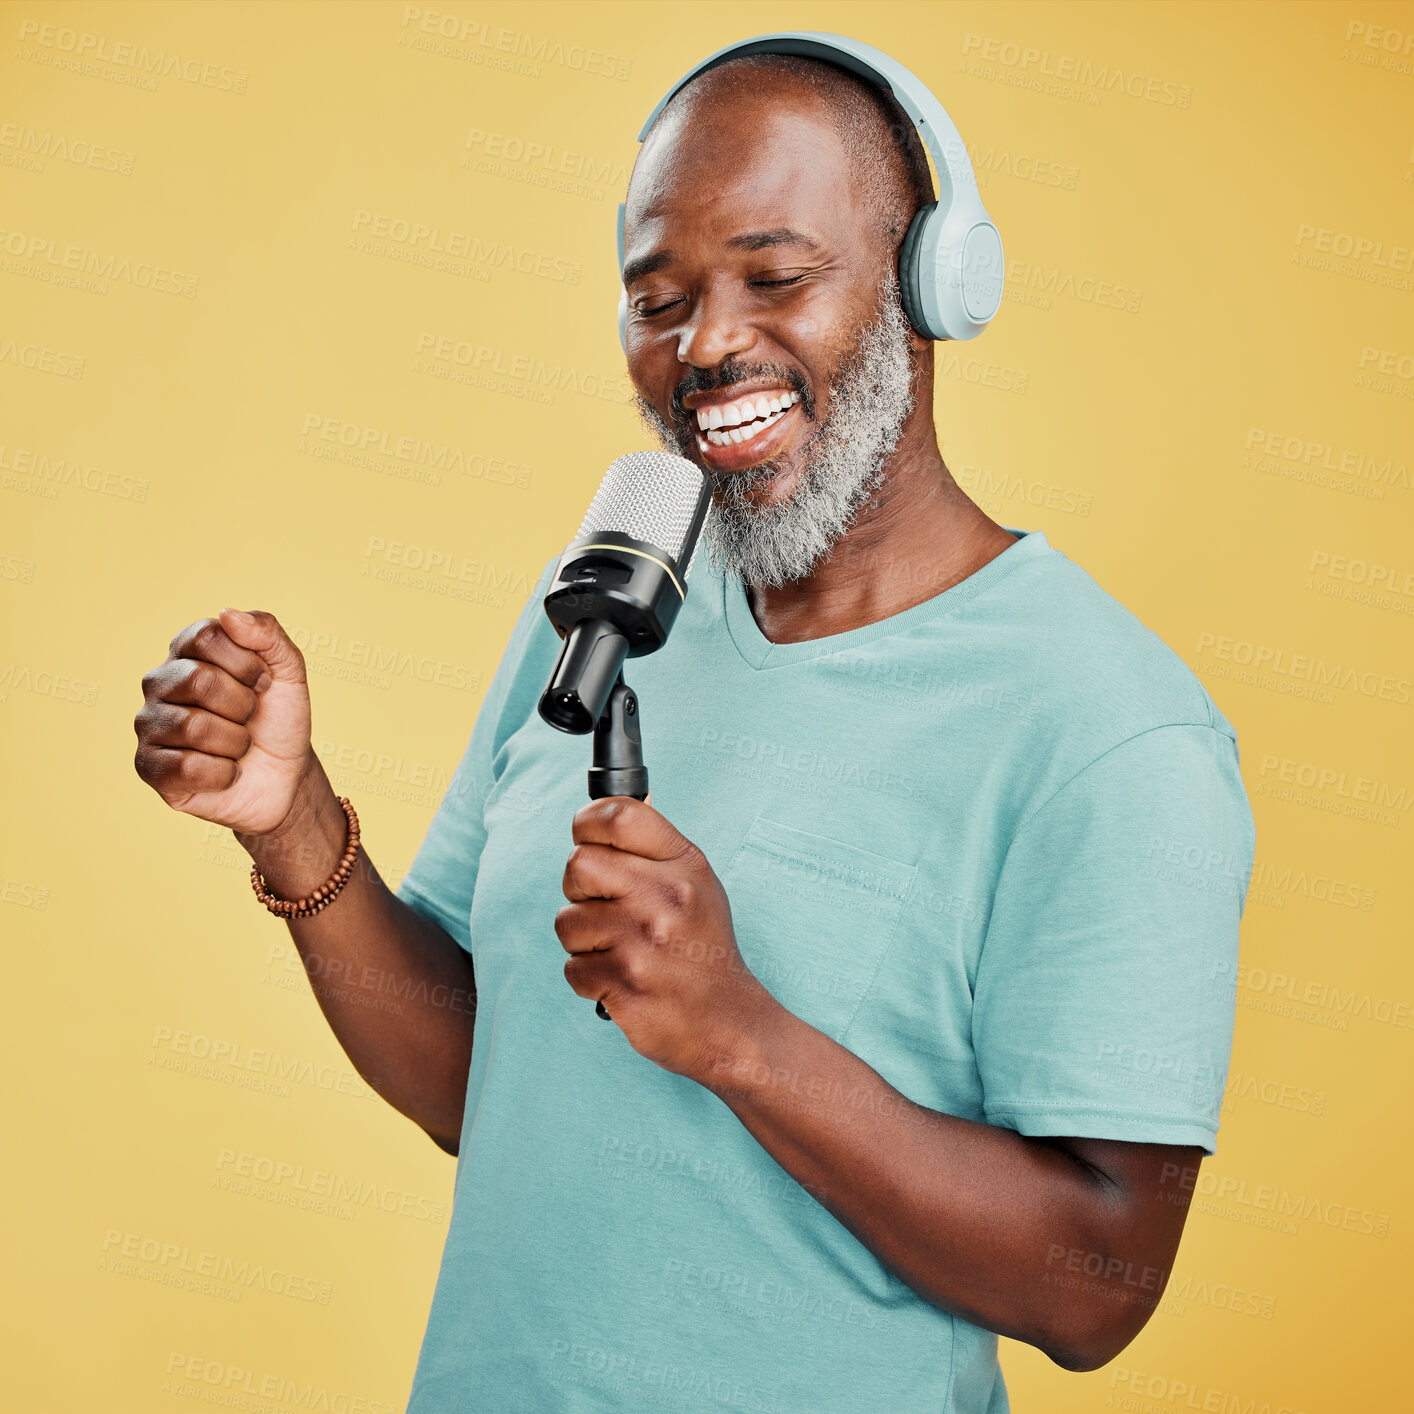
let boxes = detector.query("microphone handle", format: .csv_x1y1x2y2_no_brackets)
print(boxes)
589,676,648,1022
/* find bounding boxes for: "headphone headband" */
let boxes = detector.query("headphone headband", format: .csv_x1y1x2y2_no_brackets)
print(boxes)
617,30,1004,347
638,34,977,219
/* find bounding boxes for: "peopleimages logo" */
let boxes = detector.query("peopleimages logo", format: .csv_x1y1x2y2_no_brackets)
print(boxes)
100,1229,332,1303
1244,427,1409,496
961,33,1192,107
0,336,84,378
1194,631,1412,707
1259,752,1412,813
1208,962,1406,1031
15,18,249,93
397,7,631,80
214,1148,447,1224
285,622,483,694
463,127,628,185
0,122,136,174
1294,224,1413,271
1109,1366,1308,1414
163,1353,397,1414
350,209,581,283
0,225,198,296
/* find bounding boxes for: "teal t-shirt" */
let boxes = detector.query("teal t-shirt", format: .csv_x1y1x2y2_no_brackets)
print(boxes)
395,527,1256,1414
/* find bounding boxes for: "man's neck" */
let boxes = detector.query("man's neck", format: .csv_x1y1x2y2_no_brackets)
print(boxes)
742,428,1017,647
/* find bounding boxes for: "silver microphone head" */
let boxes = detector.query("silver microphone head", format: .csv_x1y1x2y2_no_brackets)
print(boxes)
574,450,713,581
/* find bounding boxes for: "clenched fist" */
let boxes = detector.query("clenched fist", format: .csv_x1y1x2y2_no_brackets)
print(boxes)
133,609,315,837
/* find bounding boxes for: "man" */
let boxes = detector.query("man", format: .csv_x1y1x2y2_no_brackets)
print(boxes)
134,48,1256,1414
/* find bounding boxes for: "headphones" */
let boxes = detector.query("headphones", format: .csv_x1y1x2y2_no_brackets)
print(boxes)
616,30,1004,353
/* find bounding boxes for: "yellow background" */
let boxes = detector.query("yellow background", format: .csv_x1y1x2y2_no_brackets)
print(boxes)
3,1,1410,1409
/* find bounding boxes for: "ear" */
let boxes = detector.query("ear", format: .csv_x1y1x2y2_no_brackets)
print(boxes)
890,265,933,354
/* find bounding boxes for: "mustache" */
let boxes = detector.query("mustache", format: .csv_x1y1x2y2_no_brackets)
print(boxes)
669,359,815,427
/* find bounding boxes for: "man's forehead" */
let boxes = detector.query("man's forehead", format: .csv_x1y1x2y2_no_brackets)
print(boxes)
628,94,850,214
623,106,856,268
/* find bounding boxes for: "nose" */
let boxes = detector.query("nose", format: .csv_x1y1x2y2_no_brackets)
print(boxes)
676,283,756,369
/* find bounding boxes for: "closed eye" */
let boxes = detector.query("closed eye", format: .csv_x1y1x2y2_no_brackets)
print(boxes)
636,273,808,316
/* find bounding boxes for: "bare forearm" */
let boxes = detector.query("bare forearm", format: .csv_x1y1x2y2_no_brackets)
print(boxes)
236,758,476,1153
700,997,1152,1368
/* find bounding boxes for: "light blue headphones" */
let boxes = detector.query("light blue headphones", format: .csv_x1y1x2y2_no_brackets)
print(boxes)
616,30,1004,353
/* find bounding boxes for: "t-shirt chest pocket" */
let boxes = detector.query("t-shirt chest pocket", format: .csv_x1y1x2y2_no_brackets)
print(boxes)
721,815,918,1042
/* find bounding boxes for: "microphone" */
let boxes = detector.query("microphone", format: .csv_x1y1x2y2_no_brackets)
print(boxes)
538,451,712,1024
537,451,713,740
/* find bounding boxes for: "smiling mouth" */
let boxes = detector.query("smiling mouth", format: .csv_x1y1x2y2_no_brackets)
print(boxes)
690,390,801,451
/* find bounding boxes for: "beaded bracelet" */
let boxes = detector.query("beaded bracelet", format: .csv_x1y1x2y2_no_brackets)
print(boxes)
250,796,361,919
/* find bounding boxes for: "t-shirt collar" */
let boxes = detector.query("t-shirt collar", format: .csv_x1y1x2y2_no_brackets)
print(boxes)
719,526,1053,670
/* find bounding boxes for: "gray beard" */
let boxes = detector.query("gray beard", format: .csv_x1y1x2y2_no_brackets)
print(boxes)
633,274,917,590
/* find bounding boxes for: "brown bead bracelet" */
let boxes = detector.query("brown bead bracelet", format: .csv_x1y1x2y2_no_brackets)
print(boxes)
250,796,361,919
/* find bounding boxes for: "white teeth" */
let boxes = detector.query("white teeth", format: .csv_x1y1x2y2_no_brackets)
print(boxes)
694,390,798,432
696,391,797,449
722,409,784,448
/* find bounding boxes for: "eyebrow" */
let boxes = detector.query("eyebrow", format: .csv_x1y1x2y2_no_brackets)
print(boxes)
622,228,821,286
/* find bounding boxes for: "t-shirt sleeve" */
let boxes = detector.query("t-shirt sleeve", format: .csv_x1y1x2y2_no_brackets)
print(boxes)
971,723,1257,1156
395,553,560,953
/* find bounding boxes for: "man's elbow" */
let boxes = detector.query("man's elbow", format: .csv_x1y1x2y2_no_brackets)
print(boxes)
426,1124,459,1157
1042,1308,1148,1373
1044,1342,1118,1374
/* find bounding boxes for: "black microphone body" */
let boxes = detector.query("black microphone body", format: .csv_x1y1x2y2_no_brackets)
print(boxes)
538,532,688,735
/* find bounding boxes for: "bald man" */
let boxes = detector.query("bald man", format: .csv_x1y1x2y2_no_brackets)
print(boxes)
135,49,1255,1414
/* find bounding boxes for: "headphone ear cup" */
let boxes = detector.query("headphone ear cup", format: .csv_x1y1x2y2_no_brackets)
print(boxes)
897,203,939,340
